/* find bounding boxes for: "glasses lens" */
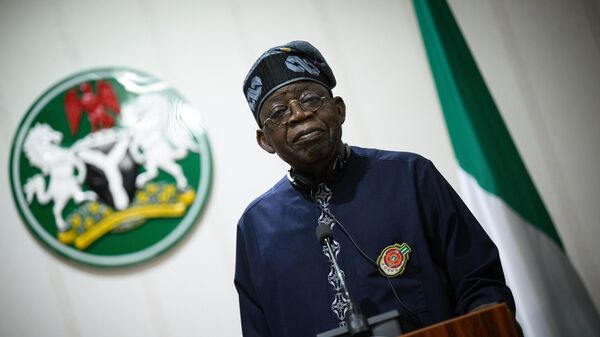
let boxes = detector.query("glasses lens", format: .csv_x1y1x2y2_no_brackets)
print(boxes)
267,106,289,124
300,92,322,111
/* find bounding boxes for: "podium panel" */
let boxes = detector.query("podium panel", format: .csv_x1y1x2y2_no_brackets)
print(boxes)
401,303,518,337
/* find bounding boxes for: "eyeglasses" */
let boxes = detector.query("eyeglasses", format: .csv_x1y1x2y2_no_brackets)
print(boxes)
262,91,330,127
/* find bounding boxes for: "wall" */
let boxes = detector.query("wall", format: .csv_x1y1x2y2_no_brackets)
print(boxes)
0,1,597,336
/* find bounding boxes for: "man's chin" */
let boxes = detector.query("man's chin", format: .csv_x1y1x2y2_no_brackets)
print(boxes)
286,143,338,171
291,140,333,158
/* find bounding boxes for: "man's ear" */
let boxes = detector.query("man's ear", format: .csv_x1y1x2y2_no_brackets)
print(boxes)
256,129,276,154
333,96,346,124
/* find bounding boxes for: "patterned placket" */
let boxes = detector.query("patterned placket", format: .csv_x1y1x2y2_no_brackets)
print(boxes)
314,183,350,326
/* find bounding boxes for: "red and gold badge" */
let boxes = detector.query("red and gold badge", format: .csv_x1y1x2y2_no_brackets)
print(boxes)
377,243,411,277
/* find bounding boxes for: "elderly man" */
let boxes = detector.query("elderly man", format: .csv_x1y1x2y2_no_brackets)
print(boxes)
235,41,515,337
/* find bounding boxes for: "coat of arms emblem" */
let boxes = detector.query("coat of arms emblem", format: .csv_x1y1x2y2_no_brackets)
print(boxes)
9,68,212,267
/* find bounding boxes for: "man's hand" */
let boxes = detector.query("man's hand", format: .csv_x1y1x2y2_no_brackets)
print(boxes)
470,302,524,337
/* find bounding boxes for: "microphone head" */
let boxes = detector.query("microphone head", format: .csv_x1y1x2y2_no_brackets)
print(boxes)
316,222,333,245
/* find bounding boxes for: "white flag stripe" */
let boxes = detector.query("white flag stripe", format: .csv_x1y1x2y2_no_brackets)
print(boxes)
458,169,600,336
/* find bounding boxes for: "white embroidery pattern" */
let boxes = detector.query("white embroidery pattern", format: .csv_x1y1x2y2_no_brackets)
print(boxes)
314,183,350,326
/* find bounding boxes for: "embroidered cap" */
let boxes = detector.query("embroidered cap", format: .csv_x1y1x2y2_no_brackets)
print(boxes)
242,40,337,127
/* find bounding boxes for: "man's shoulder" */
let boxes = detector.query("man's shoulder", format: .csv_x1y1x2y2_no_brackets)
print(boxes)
350,145,431,167
238,176,290,223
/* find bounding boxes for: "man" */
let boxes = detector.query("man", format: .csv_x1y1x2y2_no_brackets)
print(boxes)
235,41,515,337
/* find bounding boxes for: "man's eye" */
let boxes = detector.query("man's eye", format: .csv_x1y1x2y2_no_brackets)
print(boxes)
301,94,321,107
269,106,288,119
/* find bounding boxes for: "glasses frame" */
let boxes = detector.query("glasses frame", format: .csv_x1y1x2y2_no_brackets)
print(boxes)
262,94,330,128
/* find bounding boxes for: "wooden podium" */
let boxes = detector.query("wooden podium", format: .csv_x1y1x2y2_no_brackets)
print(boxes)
401,303,519,337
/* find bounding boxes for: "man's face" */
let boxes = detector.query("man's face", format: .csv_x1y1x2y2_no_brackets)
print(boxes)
256,81,346,176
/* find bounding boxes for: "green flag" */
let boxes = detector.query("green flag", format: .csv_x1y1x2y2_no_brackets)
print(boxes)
413,0,600,335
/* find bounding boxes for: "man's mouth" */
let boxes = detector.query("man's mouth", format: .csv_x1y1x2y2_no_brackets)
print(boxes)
293,127,325,143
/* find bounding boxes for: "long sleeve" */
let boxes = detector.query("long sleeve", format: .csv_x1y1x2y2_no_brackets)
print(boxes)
416,159,515,315
234,224,272,337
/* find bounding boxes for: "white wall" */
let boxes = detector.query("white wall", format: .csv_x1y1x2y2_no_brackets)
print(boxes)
0,1,597,336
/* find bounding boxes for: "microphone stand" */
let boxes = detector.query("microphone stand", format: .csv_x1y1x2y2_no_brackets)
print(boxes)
319,224,371,337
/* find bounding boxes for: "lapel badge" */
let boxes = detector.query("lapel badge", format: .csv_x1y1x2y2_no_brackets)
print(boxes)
377,243,411,277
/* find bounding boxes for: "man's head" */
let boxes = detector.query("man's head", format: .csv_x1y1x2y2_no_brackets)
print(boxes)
243,40,337,127
242,41,346,180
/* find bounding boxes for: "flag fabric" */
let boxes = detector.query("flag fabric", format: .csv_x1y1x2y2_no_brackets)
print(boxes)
413,0,600,335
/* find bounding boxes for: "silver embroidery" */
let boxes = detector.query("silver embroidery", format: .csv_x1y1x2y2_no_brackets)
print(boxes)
246,76,262,110
314,183,350,326
285,55,320,75
331,293,350,325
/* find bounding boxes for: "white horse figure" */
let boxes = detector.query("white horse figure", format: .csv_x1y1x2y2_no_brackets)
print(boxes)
23,123,97,233
121,94,200,190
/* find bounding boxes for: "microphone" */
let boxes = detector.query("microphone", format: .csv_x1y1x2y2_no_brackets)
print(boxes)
316,221,333,245
316,222,371,337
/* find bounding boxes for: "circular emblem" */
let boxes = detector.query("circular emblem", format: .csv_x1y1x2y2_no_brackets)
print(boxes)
377,243,411,277
9,68,212,267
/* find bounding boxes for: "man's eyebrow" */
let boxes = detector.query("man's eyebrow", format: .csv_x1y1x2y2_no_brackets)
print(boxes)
266,83,325,106
268,91,288,101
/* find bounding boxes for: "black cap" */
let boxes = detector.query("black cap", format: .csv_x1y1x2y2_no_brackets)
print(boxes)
242,40,336,127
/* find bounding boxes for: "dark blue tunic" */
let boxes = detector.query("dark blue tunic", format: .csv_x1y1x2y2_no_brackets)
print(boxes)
235,147,515,337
